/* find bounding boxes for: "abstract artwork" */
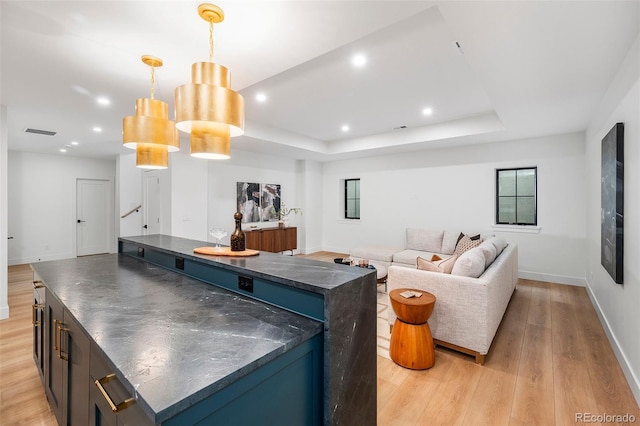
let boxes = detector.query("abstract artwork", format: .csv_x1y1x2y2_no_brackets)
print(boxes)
601,122,624,284
260,184,281,222
236,182,282,223
237,182,261,223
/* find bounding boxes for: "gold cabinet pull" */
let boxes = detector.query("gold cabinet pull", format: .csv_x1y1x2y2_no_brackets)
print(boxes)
58,326,69,361
95,374,136,413
32,280,44,289
31,303,43,326
53,319,60,351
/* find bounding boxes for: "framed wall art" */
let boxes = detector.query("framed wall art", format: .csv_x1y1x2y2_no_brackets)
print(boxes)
601,122,624,284
236,182,282,223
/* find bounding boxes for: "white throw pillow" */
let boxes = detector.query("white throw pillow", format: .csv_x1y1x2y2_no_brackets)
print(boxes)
451,247,485,278
477,240,497,268
485,236,508,256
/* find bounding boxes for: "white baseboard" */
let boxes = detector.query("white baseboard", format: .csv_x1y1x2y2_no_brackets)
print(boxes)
9,252,74,266
0,304,9,320
300,245,323,255
584,281,640,407
518,270,586,287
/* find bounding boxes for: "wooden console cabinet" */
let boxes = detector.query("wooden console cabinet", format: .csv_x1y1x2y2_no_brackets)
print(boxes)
245,227,297,253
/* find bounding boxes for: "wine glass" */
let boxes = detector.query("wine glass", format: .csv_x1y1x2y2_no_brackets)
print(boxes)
209,228,228,247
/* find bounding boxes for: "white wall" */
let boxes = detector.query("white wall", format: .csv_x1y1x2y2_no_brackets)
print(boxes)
585,33,640,404
117,153,143,237
322,132,587,285
171,151,208,241
1,106,9,319
297,160,324,254
7,151,116,264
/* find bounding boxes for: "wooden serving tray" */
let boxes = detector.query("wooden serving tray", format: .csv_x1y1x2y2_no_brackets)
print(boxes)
193,247,260,257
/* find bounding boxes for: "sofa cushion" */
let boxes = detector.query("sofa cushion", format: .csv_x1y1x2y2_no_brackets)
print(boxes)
451,247,485,278
393,249,438,266
350,245,398,263
453,234,482,256
484,236,508,256
477,240,497,268
441,231,460,255
417,255,457,274
406,228,444,252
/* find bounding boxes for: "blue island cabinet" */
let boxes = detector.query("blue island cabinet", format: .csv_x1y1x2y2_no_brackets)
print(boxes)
88,335,323,425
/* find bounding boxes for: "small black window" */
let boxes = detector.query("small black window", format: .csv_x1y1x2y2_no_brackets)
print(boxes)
345,179,360,219
496,167,537,225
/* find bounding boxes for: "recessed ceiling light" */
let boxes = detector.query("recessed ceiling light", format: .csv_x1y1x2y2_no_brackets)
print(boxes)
255,93,267,103
341,125,350,132
70,141,79,146
59,148,67,153
96,97,110,106
422,107,433,116
92,126,102,133
352,54,366,68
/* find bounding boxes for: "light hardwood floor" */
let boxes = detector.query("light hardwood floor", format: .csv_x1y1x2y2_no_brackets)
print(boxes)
0,264,56,425
300,252,640,425
2,256,639,425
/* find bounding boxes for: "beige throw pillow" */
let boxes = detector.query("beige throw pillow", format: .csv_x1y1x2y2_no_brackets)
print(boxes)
417,255,458,274
453,234,482,256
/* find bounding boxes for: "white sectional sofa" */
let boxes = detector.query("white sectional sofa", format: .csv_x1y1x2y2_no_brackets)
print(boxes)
386,228,518,364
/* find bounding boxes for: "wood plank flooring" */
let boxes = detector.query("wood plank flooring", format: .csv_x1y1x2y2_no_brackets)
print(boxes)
2,255,639,425
0,264,56,425
300,252,640,425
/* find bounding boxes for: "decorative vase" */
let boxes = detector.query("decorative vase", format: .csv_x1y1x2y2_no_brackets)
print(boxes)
230,211,246,251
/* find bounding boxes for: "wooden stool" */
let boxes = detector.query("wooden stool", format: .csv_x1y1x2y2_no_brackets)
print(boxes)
389,288,436,369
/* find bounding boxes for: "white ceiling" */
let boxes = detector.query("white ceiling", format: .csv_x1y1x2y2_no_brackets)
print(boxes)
2,1,639,162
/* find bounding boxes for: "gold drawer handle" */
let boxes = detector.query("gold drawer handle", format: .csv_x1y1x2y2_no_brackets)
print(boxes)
31,303,43,326
32,280,44,289
53,319,60,351
95,374,136,413
54,321,69,360
58,326,69,361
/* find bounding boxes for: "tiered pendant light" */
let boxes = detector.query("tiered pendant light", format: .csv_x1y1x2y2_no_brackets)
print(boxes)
123,56,179,169
174,3,244,159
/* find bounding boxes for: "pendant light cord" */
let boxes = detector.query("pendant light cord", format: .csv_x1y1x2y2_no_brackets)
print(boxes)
150,66,156,99
209,20,214,62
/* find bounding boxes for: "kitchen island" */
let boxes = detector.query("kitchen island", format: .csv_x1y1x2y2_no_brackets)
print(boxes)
33,234,376,425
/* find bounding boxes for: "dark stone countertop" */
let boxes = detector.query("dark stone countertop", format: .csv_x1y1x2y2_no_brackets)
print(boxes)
32,253,324,424
120,234,375,294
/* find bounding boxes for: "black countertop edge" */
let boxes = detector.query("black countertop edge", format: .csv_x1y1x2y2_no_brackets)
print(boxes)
119,235,375,295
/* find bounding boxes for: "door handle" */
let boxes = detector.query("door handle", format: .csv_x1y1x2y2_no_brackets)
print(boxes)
143,225,148,229
7,236,13,239
77,219,86,223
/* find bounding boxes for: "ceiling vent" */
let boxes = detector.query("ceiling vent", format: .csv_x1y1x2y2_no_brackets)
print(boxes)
24,128,57,136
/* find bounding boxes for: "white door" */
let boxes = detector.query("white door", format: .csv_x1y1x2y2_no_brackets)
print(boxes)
143,172,161,235
76,179,109,256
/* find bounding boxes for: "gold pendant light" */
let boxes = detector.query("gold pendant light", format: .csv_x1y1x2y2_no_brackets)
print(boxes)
123,55,179,169
175,4,244,159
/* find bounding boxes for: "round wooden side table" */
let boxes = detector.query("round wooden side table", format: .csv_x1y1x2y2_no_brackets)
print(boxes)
389,288,436,370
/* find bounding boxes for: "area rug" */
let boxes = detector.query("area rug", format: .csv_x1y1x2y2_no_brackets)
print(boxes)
377,287,392,360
